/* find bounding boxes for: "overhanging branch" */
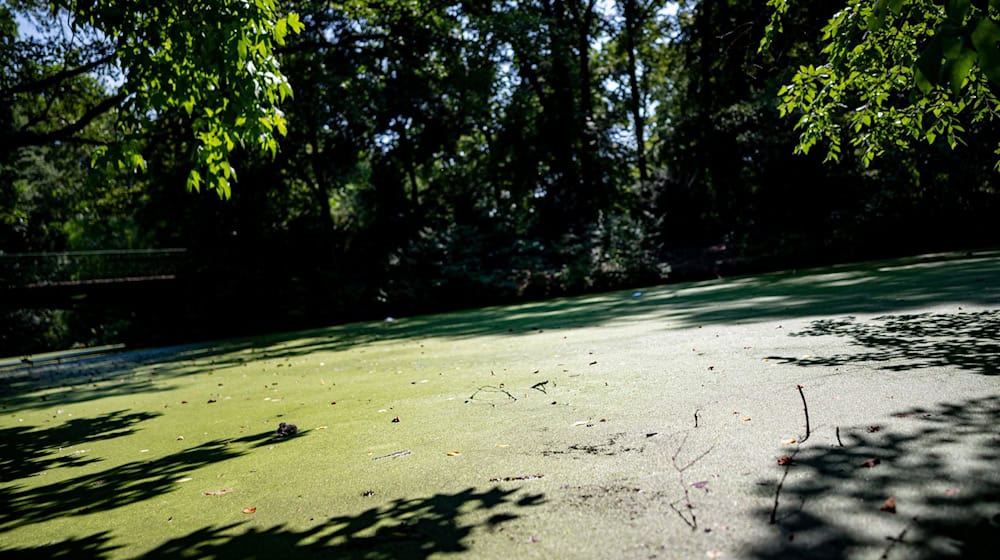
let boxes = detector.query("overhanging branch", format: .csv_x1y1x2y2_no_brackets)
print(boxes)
1,91,127,153
0,52,116,98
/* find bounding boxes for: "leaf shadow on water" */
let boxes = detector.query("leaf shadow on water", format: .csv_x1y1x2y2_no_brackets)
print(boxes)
0,409,160,483
2,252,998,413
749,395,1000,559
767,309,1000,375
0,531,121,559
0,487,545,560
0,435,247,531
749,309,1000,558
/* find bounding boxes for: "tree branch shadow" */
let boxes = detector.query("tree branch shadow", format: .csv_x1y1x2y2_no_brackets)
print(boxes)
768,310,1000,375
0,436,247,530
0,530,120,559
0,409,159,483
1,487,545,559
749,395,1000,559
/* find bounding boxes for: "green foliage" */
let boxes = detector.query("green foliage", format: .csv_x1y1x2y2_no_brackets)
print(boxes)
764,0,1000,169
8,0,1000,355
3,1,302,198
79,0,303,197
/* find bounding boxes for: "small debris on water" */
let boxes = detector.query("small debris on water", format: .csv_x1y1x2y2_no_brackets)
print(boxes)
880,496,896,513
275,422,298,438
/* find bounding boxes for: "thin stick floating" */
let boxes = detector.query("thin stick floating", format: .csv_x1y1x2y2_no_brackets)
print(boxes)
372,449,412,461
796,384,811,443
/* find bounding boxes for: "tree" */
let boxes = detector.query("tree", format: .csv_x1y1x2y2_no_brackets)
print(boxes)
0,0,302,197
620,0,651,183
762,0,1000,169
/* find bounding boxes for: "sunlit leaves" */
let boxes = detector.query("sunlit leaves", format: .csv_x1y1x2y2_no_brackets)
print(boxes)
44,0,303,198
764,0,1000,169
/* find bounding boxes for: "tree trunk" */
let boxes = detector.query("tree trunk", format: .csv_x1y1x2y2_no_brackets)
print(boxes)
396,122,420,213
576,0,600,211
622,0,648,184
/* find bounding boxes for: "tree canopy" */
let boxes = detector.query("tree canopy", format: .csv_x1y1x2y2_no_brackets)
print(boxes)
5,0,1000,354
763,0,1000,168
1,0,302,197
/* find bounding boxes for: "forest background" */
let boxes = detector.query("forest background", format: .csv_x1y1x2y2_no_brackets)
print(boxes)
3,0,999,354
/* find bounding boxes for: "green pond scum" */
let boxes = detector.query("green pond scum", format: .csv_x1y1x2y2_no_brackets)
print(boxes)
2,251,999,559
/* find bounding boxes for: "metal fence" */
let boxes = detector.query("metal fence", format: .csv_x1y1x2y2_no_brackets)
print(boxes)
0,249,189,289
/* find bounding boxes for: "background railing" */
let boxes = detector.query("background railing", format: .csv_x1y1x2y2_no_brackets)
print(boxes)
0,249,189,290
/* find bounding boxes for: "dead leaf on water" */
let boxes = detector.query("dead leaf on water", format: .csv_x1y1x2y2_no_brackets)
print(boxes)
741,417,752,422
880,496,896,513
860,458,881,468
446,450,462,457
242,506,257,514
781,437,797,445
495,443,510,448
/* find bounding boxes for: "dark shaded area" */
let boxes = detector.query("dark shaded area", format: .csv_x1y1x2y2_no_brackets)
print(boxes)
0,437,246,530
0,487,544,560
769,310,1000,375
749,396,1000,559
0,531,120,560
0,409,159,482
143,487,544,560
750,308,1000,558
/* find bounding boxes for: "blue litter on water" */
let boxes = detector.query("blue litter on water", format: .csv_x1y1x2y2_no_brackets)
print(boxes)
631,292,643,298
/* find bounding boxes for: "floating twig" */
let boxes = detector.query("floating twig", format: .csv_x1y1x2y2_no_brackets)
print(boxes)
489,474,544,482
467,385,518,406
796,384,811,443
530,380,549,394
880,516,918,559
836,426,844,447
669,433,716,531
694,409,700,428
769,448,799,524
372,449,412,461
